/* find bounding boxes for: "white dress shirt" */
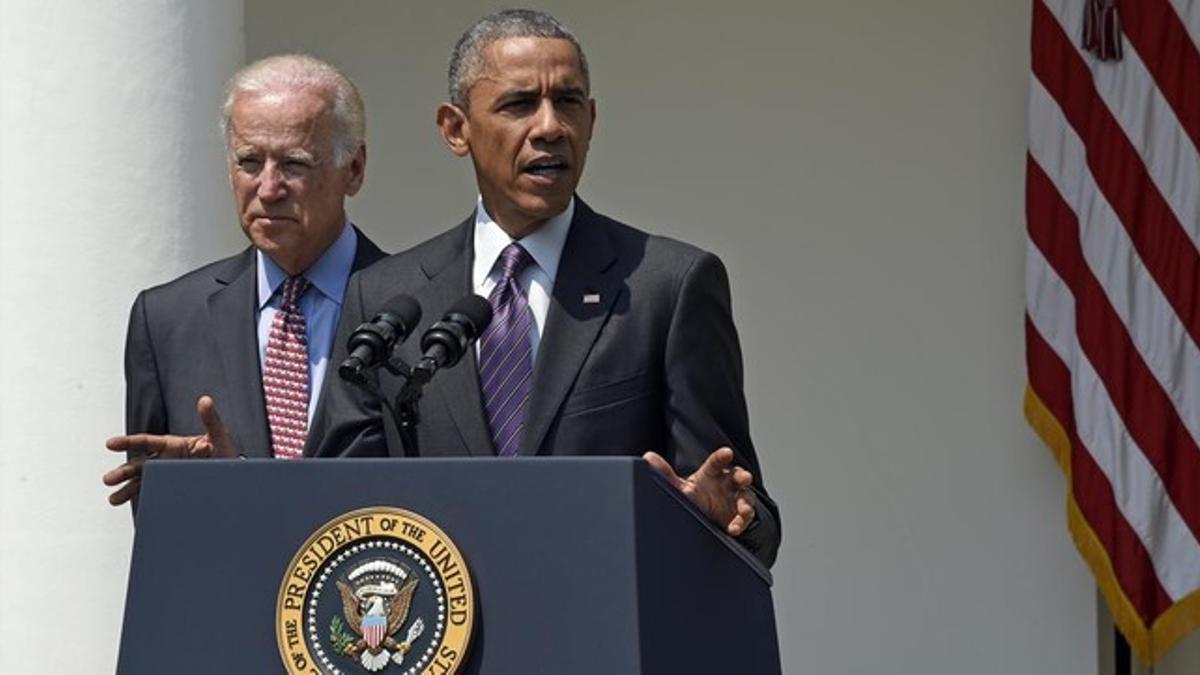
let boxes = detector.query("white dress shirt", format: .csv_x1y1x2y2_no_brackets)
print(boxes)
256,220,358,425
472,197,574,362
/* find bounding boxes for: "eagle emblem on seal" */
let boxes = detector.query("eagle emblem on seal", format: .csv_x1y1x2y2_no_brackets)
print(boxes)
330,559,426,672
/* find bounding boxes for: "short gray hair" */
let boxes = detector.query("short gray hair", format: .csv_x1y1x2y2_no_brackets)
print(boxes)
448,9,589,109
220,54,366,167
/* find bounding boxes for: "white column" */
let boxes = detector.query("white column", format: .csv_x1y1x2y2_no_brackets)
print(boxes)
0,1,244,671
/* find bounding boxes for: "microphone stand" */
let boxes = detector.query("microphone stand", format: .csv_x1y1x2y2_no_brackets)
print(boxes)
393,370,425,459
391,357,442,458
342,349,423,458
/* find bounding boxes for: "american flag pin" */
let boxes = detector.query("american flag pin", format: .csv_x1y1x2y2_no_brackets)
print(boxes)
583,293,601,304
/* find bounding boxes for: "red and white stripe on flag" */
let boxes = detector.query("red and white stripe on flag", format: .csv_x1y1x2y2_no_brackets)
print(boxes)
1024,0,1200,664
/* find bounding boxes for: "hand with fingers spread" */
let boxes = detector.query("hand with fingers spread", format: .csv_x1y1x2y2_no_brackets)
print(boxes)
102,395,238,506
643,447,758,537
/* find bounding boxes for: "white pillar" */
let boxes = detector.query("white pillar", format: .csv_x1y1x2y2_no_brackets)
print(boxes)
0,1,244,670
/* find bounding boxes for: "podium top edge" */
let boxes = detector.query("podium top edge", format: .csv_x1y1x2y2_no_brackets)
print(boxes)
141,456,774,585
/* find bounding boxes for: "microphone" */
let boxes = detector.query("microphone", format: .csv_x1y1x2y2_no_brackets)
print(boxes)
409,295,493,386
338,295,422,384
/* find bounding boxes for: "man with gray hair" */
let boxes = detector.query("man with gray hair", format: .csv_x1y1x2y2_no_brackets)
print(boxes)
103,54,386,505
315,9,781,566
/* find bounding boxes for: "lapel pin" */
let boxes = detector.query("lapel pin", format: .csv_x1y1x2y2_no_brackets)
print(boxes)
583,293,601,304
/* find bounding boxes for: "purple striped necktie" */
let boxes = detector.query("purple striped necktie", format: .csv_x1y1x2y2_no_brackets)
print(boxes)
479,243,535,457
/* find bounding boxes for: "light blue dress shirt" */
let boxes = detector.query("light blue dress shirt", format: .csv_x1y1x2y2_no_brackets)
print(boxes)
256,221,358,425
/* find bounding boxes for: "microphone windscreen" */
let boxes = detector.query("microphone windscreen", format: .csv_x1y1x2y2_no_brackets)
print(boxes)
445,294,493,337
378,294,422,332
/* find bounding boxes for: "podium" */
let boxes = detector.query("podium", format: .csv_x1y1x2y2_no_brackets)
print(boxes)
118,458,780,674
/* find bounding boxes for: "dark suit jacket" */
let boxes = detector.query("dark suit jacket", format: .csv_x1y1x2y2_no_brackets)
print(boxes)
313,202,780,566
124,227,386,457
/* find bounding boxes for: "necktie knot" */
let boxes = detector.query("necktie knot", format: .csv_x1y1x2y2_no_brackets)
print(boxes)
496,243,534,282
281,276,310,306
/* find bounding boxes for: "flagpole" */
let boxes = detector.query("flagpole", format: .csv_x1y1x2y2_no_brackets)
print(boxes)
1115,625,1131,674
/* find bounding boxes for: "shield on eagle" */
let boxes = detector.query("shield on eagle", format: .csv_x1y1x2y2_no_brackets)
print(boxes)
362,613,387,650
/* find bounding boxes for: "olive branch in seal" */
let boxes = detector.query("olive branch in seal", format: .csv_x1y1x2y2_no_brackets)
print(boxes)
329,615,356,655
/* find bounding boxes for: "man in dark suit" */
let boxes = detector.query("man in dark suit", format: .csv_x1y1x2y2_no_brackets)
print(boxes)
313,10,780,566
103,54,385,505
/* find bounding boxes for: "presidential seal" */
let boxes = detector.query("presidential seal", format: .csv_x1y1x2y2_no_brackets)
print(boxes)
277,507,475,674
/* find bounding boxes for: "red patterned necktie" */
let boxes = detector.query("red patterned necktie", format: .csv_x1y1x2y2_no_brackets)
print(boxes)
264,276,311,459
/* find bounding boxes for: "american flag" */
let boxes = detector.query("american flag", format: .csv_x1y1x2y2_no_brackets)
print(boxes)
1024,0,1200,664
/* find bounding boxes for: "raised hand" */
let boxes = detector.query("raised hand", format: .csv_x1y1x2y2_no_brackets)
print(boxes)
643,447,757,536
102,395,237,506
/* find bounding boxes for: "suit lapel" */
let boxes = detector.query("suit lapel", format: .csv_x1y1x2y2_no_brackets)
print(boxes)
207,249,272,457
421,219,493,457
304,227,388,456
522,203,621,456
349,225,387,270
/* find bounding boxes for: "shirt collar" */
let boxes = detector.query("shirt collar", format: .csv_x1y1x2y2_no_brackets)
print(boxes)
472,197,574,284
257,220,357,309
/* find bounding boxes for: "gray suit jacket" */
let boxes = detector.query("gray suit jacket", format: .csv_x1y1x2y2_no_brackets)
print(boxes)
124,227,386,457
313,202,780,566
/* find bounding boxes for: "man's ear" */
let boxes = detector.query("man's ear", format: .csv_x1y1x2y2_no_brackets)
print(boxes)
344,144,367,196
436,103,471,157
586,98,597,142
226,151,238,190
